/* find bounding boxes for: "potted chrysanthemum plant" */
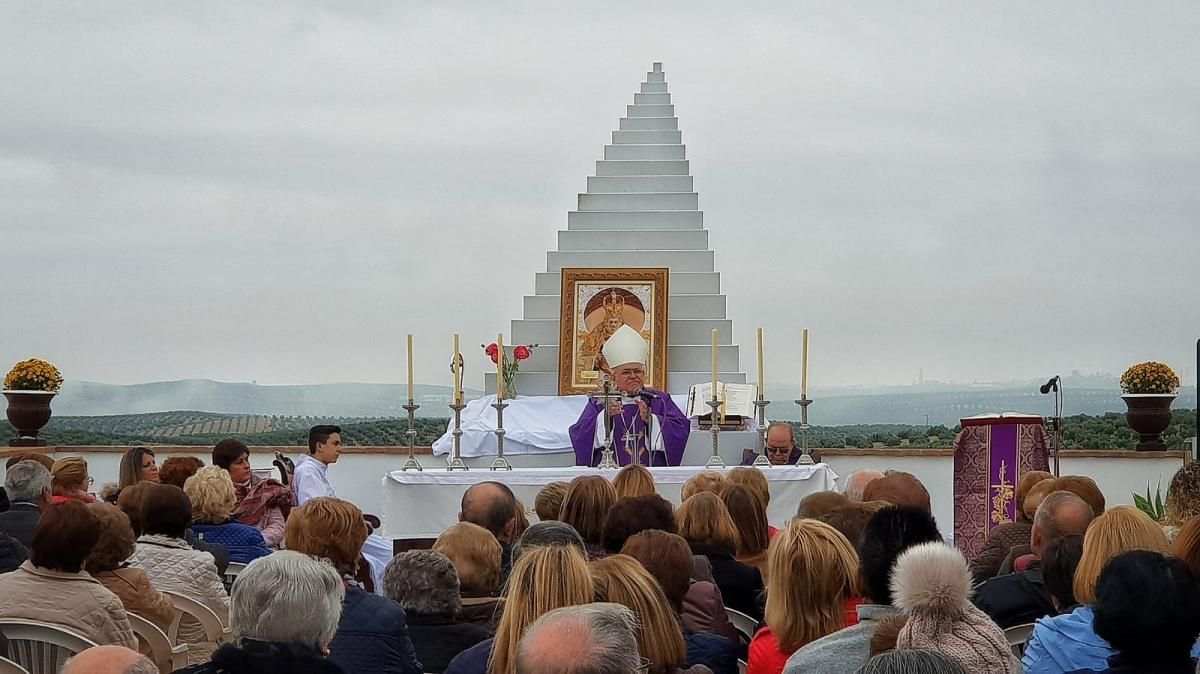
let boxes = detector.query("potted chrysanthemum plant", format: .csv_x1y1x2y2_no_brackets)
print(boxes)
3,358,64,446
1120,361,1180,451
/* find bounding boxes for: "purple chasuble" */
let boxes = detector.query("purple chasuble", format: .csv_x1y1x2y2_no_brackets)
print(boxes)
569,389,690,467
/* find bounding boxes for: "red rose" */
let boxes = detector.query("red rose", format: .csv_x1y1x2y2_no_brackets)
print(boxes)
514,345,531,360
485,343,499,364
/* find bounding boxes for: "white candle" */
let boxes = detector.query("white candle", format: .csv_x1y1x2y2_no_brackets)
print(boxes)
801,328,809,398
711,329,719,400
496,333,504,400
453,333,462,405
756,327,765,397
406,334,414,404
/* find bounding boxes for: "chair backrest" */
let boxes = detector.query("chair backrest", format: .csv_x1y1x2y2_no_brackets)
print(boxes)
272,452,295,486
0,620,98,674
223,561,248,594
127,612,187,674
724,607,758,648
0,656,30,674
162,591,230,646
1004,622,1036,657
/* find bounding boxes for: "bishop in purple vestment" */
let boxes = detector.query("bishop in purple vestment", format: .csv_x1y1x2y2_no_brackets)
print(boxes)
568,325,690,467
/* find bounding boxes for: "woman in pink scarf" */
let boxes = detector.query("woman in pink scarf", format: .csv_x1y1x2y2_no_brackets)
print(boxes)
211,439,292,548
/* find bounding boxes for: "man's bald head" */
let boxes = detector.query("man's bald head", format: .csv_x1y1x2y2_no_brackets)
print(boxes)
63,646,157,674
843,470,884,502
517,603,640,674
1031,491,1095,558
460,481,518,543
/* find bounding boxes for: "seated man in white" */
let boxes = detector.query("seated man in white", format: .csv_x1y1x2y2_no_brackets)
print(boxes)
293,424,392,592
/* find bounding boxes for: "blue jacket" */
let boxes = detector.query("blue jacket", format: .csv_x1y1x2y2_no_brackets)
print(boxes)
444,638,492,674
191,521,271,564
686,633,737,674
327,586,423,674
1024,605,1200,674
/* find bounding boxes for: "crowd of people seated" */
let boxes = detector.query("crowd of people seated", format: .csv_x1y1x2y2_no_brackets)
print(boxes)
4,439,1200,674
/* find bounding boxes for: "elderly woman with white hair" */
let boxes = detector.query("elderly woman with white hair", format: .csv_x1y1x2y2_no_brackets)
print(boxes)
178,550,347,674
384,550,491,674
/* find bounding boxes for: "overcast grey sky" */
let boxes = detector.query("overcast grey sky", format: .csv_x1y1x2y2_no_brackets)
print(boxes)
1,1,1197,391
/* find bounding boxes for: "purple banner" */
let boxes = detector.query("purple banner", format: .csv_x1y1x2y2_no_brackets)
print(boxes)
987,424,1019,531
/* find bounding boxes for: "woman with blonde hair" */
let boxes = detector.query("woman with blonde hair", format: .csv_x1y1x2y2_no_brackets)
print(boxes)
1022,505,1179,674
747,518,860,674
434,521,505,632
1164,460,1200,539
677,491,764,620
184,465,270,564
591,554,712,674
444,544,593,674
50,456,95,504
727,467,775,535
681,471,726,501
558,475,617,558
721,484,771,577
613,463,657,499
532,481,568,522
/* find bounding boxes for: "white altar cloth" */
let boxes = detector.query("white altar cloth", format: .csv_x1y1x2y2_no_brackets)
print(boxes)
381,464,837,539
431,394,749,457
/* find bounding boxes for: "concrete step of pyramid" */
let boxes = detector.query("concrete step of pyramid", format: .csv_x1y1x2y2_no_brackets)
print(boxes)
595,160,689,176
567,211,703,230
546,250,714,272
646,71,665,83
618,117,679,131
640,82,668,94
627,104,674,117
487,370,747,397
535,271,720,295
586,175,693,193
578,192,697,211
557,228,708,251
494,343,740,374
612,129,682,144
604,144,686,160
523,292,725,319
512,318,734,345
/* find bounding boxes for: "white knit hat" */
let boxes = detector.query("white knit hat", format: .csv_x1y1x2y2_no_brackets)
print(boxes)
602,325,648,368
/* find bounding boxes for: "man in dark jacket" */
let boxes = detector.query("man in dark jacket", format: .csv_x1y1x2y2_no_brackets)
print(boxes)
974,491,1094,628
0,459,50,548
0,530,26,573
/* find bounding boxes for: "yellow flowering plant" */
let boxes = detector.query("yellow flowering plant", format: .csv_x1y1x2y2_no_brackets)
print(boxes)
3,358,64,393
1120,361,1180,395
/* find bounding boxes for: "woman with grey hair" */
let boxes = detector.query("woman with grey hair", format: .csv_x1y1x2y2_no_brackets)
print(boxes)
178,551,346,674
857,650,967,673
384,550,490,673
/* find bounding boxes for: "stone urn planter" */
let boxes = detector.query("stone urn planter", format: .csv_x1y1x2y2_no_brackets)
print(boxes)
3,390,56,447
1123,394,1176,452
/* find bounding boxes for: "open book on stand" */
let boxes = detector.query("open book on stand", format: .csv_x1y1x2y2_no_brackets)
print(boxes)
687,382,758,429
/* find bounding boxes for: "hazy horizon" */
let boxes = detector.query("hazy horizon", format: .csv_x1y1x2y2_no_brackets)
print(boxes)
3,2,1198,392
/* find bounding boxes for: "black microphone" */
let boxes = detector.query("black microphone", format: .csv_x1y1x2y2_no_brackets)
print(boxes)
1039,376,1060,395
632,388,657,401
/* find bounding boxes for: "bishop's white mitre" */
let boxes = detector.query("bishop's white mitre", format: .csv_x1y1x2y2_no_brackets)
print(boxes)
602,324,649,368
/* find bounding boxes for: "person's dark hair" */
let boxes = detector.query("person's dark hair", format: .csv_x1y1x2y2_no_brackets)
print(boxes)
212,439,250,470
858,506,942,605
1092,550,1200,662
460,481,518,539
818,504,878,550
30,501,101,573
308,425,341,454
602,494,676,553
1041,534,1085,612
720,484,769,557
139,484,193,539
857,649,967,674
620,530,693,613
158,456,204,489
118,446,156,490
514,521,585,560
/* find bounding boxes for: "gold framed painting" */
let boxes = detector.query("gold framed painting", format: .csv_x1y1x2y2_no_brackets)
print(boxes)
558,267,669,395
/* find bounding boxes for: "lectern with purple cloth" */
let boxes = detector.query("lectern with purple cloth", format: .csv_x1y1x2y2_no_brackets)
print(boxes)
952,414,1051,560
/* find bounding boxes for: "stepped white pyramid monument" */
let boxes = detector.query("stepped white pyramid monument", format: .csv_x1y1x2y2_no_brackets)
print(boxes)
487,62,748,397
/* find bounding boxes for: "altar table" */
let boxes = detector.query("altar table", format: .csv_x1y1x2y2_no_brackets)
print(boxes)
381,464,839,539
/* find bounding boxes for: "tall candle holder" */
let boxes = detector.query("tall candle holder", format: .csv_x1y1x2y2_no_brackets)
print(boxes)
399,402,423,471
446,401,469,471
705,397,725,469
595,378,620,470
752,396,772,467
490,399,513,471
793,395,815,465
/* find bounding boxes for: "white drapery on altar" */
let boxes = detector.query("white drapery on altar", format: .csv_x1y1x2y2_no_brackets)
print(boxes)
381,464,835,539
430,393,754,457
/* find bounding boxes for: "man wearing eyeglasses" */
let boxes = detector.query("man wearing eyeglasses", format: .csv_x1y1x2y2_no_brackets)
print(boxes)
741,422,821,465
570,325,689,467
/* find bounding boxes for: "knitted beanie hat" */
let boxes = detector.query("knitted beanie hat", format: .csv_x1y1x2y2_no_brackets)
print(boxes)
890,542,1017,674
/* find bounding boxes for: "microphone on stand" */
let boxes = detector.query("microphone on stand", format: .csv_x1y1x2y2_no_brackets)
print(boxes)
632,388,657,401
1039,376,1060,395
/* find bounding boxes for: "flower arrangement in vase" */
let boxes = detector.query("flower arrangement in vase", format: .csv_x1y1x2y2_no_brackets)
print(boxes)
3,358,64,447
484,342,538,400
1119,361,1180,451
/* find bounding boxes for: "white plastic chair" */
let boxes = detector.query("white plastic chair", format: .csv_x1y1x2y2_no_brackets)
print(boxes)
724,607,758,646
1004,622,1036,657
0,655,29,674
127,612,187,673
162,591,231,646
0,620,98,674
223,561,248,594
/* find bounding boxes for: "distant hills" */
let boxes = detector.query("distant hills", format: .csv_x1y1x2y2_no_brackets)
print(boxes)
50,376,1196,426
